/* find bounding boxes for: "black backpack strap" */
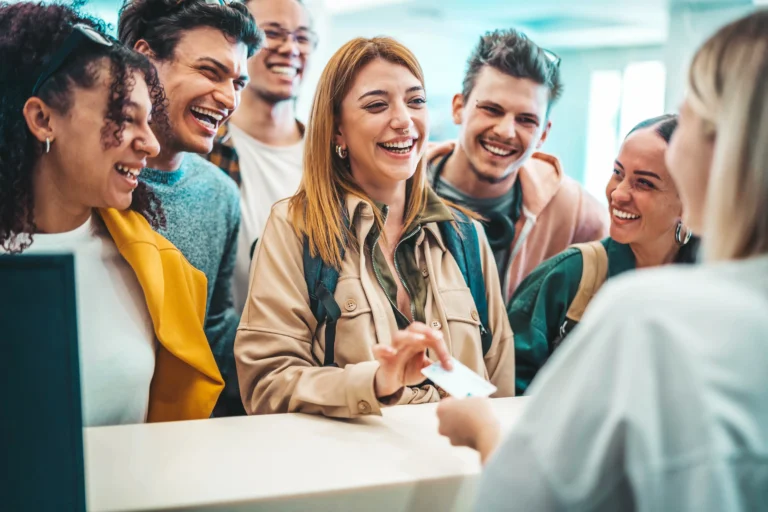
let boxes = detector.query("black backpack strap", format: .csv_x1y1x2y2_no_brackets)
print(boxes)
302,209,350,367
439,210,494,355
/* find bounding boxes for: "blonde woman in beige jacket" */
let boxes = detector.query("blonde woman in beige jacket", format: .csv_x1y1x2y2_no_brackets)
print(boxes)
234,37,515,418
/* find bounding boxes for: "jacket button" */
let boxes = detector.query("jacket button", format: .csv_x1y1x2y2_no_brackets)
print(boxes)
471,310,479,321
421,267,429,277
345,299,357,312
357,400,372,414
431,320,442,330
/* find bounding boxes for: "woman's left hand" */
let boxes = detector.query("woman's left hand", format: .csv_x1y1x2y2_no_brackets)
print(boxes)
437,397,501,463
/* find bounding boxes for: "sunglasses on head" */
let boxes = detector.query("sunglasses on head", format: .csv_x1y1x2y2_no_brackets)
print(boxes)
32,23,113,96
542,48,561,68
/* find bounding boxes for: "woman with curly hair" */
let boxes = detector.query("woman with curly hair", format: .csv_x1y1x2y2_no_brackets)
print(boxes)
0,2,224,426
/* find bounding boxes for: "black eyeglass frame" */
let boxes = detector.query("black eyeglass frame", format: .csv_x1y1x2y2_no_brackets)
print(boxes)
31,23,114,96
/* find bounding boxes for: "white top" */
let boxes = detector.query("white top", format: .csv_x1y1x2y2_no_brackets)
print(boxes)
15,216,156,427
477,255,768,512
84,397,528,512
228,123,304,312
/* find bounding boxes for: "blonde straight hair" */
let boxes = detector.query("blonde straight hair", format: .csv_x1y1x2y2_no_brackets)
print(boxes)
289,37,431,269
687,10,768,261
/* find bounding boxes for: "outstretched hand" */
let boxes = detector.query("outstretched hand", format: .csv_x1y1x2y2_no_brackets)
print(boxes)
372,322,452,399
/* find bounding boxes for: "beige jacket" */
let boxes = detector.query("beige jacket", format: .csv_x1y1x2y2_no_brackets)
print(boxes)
235,194,515,418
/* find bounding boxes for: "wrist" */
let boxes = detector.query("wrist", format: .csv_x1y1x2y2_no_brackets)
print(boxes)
475,419,502,465
374,368,401,399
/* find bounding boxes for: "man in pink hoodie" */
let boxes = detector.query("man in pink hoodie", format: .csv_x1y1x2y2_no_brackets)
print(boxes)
428,29,608,304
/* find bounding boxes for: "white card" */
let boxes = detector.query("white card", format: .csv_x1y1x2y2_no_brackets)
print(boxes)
421,357,497,398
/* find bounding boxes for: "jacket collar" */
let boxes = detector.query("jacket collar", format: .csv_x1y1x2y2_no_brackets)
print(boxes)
97,208,223,386
428,145,564,217
344,187,454,250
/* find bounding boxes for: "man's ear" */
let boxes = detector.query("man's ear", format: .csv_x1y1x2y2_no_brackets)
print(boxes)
23,97,55,145
451,93,465,125
537,119,553,148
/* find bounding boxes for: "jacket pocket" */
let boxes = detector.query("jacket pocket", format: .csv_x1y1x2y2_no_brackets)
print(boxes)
439,287,481,326
312,277,374,365
438,287,485,369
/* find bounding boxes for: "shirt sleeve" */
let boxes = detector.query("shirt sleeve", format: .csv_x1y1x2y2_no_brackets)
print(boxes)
205,189,244,417
507,250,582,395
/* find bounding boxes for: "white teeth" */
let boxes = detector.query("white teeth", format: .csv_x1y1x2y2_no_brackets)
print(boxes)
116,164,141,178
481,141,514,157
613,208,640,220
190,106,224,122
381,140,414,149
270,65,297,77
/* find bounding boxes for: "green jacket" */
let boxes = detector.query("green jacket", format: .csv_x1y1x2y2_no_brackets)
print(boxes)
509,238,636,394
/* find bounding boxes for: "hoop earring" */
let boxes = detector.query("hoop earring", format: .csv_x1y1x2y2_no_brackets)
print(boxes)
335,145,348,159
45,137,51,154
675,220,692,246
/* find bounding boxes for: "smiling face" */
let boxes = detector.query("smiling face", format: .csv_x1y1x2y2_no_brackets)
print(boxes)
453,66,551,183
46,66,160,210
245,0,313,104
606,127,682,247
335,58,428,191
144,26,249,155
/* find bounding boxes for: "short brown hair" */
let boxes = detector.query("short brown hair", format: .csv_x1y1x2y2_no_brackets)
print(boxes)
462,29,562,112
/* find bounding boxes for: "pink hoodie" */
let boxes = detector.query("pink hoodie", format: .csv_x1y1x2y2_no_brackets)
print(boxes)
430,146,609,302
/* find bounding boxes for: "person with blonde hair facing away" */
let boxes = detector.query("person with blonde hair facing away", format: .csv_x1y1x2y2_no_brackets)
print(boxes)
235,37,515,417
437,9,768,510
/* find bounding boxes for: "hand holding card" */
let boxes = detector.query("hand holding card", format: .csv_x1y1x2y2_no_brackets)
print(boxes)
421,357,497,398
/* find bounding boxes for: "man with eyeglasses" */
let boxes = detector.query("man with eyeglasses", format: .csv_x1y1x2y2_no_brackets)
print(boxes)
118,0,261,417
427,29,607,304
207,0,317,313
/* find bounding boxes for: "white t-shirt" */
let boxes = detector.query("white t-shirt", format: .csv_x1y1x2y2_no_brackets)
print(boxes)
476,255,768,512
228,123,304,312
12,216,157,427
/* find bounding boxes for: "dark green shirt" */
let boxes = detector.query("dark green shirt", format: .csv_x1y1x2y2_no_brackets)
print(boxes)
367,189,455,329
509,238,636,394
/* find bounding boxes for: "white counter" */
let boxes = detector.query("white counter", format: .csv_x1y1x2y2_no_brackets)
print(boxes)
85,397,528,512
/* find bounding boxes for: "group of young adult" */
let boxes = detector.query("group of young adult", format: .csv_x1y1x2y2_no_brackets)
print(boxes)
1,0,766,507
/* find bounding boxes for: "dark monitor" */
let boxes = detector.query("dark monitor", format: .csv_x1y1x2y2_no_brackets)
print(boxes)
0,254,85,512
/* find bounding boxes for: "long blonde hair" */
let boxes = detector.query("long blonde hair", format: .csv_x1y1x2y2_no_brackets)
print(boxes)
687,10,768,261
289,37,430,268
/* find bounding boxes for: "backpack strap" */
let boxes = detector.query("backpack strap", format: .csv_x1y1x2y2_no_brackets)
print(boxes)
302,211,349,367
439,210,494,355
565,241,609,323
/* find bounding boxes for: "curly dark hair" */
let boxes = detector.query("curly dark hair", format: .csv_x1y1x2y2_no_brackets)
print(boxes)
118,0,262,61
0,1,168,254
462,29,563,116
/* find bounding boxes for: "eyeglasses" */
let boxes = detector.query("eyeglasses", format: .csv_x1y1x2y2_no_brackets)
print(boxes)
32,24,113,96
542,48,561,69
260,24,318,54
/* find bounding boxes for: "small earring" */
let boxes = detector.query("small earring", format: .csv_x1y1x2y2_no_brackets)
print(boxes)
45,137,51,154
675,220,692,246
335,145,348,159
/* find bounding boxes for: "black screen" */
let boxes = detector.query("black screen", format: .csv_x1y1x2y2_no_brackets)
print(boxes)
0,254,85,512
